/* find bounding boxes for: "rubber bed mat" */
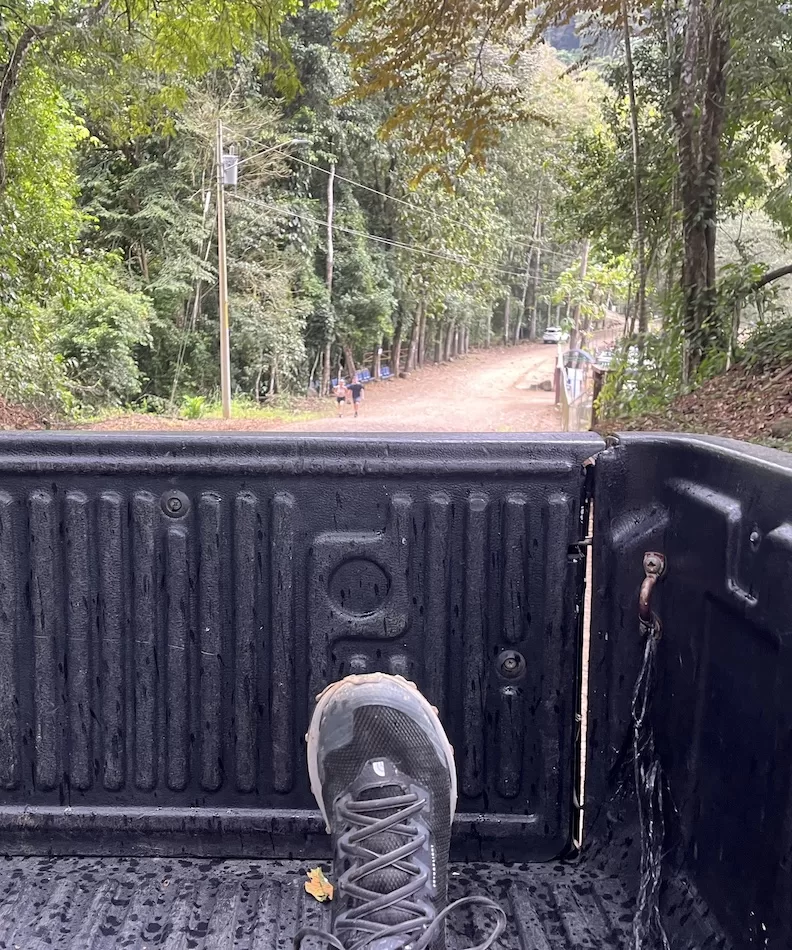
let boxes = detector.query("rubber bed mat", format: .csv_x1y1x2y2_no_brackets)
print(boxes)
0,856,636,949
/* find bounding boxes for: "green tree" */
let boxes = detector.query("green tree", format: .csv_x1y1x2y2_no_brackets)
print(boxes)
0,0,308,189
53,269,154,406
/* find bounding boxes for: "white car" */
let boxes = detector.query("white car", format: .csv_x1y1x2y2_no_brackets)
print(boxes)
543,326,564,344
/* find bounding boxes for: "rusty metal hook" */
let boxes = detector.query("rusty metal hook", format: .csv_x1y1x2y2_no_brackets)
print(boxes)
638,552,666,638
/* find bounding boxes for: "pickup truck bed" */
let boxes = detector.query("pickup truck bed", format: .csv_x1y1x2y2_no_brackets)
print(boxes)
0,432,786,949
0,857,637,949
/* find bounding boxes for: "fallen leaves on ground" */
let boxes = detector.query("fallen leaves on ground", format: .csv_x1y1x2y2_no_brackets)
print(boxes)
601,363,792,448
74,413,293,431
0,397,46,430
304,867,334,902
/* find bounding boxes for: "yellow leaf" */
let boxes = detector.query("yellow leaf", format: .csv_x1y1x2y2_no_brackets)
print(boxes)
305,867,334,902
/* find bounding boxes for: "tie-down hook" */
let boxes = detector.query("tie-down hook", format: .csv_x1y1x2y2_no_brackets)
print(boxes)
638,552,666,638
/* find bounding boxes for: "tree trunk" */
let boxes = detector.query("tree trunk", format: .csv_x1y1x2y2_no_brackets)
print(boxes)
443,322,455,361
675,0,729,381
502,295,511,345
138,242,150,281
373,338,382,380
417,302,428,366
526,199,542,340
321,341,332,395
392,319,404,375
320,161,336,395
406,305,420,372
308,349,321,395
530,240,542,340
622,0,648,335
519,254,532,342
343,345,357,379
434,327,442,363
569,241,590,351
726,300,740,370
624,283,634,337
326,162,336,296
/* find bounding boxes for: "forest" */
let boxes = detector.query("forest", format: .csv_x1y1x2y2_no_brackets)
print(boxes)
2,0,792,423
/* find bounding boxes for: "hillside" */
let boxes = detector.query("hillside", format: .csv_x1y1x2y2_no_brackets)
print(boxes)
602,362,792,450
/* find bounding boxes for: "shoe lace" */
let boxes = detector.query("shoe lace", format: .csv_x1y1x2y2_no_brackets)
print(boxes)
295,790,506,950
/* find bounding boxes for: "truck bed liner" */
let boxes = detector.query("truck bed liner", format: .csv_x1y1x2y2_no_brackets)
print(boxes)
0,433,778,948
0,856,640,950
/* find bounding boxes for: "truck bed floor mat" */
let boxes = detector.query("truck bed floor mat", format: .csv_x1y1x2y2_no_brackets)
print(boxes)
0,857,640,949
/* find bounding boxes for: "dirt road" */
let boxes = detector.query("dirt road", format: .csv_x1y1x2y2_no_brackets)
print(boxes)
279,342,560,433
79,341,565,433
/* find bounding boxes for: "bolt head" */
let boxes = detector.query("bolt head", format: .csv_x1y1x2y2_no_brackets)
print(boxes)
497,649,526,680
643,552,665,575
161,489,190,518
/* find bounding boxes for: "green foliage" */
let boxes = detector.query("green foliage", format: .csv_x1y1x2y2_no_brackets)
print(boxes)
177,394,325,421
339,2,543,170
0,67,88,310
181,395,208,418
0,0,607,417
53,271,154,407
3,0,792,436
553,254,631,346
0,68,89,412
742,316,792,373
231,288,308,397
332,199,395,347
0,304,73,414
598,330,684,419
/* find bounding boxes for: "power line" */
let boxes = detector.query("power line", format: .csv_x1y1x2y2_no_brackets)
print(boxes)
240,134,579,263
228,191,566,285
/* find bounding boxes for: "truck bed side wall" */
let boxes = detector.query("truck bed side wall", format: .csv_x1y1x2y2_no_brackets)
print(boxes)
590,434,792,950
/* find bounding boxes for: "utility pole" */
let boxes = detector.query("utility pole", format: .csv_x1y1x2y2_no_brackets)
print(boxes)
216,119,232,419
321,162,335,396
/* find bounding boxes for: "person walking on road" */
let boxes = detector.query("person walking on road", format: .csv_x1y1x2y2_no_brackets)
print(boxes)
334,378,348,417
348,378,365,417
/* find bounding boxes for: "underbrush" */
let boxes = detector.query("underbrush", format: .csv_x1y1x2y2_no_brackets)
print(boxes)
76,393,330,427
176,394,327,422
597,329,689,420
597,313,792,448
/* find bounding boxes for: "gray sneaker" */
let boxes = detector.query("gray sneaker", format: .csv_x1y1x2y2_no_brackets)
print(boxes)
299,673,506,950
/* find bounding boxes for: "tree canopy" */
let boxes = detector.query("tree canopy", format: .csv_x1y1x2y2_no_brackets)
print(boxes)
1,0,791,419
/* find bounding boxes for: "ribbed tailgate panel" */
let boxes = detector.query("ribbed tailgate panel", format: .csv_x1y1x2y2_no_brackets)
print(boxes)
0,857,634,950
0,433,601,859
